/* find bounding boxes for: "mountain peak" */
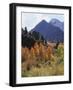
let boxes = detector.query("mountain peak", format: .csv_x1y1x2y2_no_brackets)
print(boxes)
40,20,48,24
31,19,64,42
50,18,62,24
50,18,64,30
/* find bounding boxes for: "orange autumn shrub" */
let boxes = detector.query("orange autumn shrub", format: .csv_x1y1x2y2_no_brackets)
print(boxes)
22,47,30,62
30,47,37,65
22,42,54,71
39,43,46,61
47,46,53,60
33,42,40,56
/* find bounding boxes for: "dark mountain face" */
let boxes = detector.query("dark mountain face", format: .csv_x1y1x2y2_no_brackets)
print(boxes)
31,20,64,42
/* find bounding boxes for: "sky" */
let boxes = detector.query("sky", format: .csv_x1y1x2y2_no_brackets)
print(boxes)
22,12,64,32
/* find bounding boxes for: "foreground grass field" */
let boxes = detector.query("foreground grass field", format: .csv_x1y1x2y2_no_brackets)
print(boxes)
21,42,64,77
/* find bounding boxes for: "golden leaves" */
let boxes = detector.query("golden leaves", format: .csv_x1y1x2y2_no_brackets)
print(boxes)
21,42,64,76
22,42,54,70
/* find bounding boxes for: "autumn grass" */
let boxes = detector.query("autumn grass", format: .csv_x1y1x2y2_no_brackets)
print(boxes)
21,42,64,77
22,62,64,77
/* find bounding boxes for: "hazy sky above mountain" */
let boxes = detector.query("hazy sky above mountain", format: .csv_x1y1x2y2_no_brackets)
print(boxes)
22,12,64,31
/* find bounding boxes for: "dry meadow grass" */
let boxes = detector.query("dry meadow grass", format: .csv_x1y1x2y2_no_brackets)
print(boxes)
21,42,64,77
